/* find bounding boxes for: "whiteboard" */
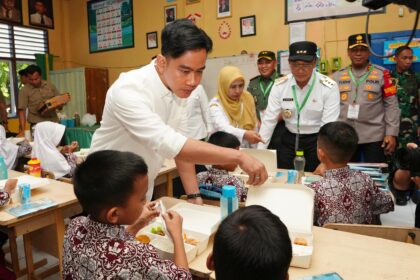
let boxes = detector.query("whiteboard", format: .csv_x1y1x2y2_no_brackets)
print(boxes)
286,0,384,23
201,54,259,100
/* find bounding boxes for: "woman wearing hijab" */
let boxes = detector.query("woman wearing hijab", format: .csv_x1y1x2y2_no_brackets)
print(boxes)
0,125,31,169
209,65,263,147
32,122,78,179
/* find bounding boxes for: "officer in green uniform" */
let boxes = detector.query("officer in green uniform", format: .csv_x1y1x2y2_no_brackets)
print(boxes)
334,34,400,163
247,51,284,150
391,45,420,148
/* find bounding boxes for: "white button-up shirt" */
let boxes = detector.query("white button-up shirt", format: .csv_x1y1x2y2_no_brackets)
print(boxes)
258,71,340,149
186,85,210,140
90,61,188,200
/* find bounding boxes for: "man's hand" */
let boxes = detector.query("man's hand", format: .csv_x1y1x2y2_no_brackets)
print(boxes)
382,135,396,155
238,152,268,185
17,131,25,137
244,130,265,144
187,196,203,205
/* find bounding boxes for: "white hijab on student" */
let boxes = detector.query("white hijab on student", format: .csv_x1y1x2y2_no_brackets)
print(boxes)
32,121,70,179
0,125,18,169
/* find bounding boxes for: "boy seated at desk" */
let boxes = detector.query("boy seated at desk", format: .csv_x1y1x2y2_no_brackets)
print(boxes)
196,131,247,202
0,179,18,280
206,205,292,280
63,150,192,279
309,121,394,226
32,121,78,179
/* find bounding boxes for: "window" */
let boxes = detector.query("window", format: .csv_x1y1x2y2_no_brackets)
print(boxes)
0,23,48,117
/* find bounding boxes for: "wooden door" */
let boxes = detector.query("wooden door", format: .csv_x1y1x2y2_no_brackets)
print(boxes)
85,68,109,124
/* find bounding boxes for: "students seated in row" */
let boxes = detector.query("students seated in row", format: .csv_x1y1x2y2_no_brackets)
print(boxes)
197,131,247,202
32,121,78,179
209,65,263,147
309,121,394,226
207,205,292,280
0,125,31,169
63,150,192,279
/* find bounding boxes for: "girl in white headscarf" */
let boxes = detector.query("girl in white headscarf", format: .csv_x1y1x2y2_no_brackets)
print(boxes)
32,122,78,179
0,125,31,169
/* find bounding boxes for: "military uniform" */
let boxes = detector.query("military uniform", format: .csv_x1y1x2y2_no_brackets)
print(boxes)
247,71,278,121
391,69,420,147
334,64,400,162
18,80,60,125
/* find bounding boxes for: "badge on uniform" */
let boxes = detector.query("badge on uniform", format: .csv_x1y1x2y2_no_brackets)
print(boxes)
347,104,360,119
283,109,292,119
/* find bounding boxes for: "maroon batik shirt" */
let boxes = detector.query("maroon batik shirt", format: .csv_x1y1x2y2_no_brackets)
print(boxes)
63,216,192,280
0,191,9,206
308,166,394,226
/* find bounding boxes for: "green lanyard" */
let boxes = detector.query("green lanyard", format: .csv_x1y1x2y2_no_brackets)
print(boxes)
348,65,373,103
291,73,316,151
259,79,274,97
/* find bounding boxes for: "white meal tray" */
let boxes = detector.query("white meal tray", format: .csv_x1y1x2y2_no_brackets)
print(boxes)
246,183,315,268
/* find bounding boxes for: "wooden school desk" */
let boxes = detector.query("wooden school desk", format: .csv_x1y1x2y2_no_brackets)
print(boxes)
160,197,420,280
0,170,82,279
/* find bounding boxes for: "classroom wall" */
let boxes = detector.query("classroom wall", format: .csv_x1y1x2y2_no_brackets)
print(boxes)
58,0,417,84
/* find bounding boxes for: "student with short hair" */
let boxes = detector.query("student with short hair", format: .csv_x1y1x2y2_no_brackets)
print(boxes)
197,131,247,201
63,150,192,279
309,121,394,226
207,205,292,280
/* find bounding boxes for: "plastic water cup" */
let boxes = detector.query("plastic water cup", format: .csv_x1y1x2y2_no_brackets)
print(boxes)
19,183,31,205
287,170,297,184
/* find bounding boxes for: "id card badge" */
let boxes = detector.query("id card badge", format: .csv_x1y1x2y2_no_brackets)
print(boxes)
347,104,360,119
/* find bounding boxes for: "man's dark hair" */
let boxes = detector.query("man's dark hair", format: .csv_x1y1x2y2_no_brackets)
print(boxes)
213,205,292,280
25,64,42,75
318,121,358,164
161,19,212,58
394,45,412,57
208,131,240,149
18,68,28,77
73,150,148,219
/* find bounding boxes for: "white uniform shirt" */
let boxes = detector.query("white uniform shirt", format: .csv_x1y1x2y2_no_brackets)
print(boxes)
90,61,188,200
258,71,340,149
186,85,210,140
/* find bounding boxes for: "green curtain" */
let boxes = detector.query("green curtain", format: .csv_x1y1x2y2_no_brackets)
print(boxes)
35,54,54,80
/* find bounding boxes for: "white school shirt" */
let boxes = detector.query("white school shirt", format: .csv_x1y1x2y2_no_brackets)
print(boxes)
258,71,340,149
208,94,255,148
186,85,210,140
90,61,188,200
0,125,18,169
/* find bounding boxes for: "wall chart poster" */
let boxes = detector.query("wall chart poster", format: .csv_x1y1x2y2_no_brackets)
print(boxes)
286,0,384,23
87,0,134,53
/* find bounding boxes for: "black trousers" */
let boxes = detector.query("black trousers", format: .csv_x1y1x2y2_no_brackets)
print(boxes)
352,141,386,163
275,128,319,172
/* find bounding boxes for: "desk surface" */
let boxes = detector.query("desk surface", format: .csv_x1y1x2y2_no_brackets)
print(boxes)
161,197,420,280
0,170,77,227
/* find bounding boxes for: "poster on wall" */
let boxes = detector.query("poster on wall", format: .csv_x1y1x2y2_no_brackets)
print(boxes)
383,39,420,64
87,0,134,53
286,0,384,23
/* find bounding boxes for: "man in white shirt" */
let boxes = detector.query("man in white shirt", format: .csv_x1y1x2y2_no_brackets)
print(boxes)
90,19,267,204
258,41,340,171
30,0,52,27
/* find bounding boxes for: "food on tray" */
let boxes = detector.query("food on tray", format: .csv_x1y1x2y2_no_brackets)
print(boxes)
151,226,165,236
136,234,151,244
293,237,308,246
183,233,199,246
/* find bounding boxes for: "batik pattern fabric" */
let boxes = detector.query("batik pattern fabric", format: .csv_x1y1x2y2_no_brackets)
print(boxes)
63,216,192,280
0,191,9,206
197,167,247,202
308,166,394,226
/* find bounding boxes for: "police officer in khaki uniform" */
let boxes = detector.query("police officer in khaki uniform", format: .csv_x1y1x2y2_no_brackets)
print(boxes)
334,34,400,163
17,65,60,136
258,41,340,171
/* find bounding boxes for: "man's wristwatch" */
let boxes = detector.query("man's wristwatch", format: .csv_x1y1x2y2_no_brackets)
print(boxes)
186,193,202,199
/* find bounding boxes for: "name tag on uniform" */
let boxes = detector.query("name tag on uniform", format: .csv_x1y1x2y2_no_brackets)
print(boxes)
282,98,294,101
347,104,360,119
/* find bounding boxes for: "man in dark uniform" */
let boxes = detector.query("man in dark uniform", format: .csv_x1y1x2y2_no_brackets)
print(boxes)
391,45,420,148
334,34,400,163
247,51,285,152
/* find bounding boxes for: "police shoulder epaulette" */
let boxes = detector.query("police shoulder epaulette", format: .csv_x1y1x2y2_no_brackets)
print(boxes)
320,75,336,89
274,76,288,85
210,98,220,107
250,75,260,81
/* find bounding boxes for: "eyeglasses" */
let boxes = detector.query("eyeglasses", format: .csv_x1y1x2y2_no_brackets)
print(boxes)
289,62,314,70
